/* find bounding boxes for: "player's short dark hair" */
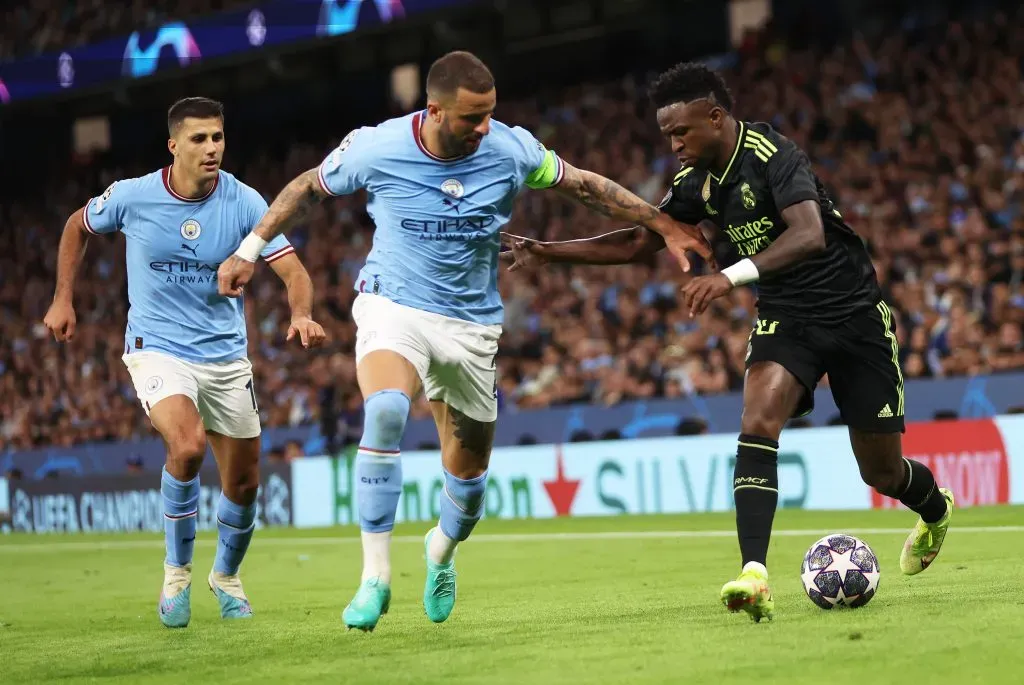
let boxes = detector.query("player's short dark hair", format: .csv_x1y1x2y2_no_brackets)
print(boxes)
425,51,495,100
167,97,224,135
649,62,734,112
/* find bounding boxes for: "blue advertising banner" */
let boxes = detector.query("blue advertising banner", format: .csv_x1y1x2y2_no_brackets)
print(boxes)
0,0,476,104
2,372,1021,479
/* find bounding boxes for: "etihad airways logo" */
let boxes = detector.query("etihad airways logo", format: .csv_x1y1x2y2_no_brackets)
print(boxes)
400,216,496,241
150,261,219,285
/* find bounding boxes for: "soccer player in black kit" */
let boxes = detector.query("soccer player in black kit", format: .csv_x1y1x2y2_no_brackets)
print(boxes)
501,62,955,622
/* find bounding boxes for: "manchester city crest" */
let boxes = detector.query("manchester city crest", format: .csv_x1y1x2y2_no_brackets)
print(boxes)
144,376,164,395
180,219,201,240
441,178,465,199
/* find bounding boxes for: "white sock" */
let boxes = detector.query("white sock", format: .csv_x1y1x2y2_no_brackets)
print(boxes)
163,562,192,596
427,526,458,565
361,531,392,584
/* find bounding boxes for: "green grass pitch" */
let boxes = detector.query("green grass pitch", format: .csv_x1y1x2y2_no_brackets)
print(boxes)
2,506,1022,684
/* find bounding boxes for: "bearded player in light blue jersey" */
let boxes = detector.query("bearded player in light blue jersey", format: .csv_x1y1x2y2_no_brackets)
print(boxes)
218,51,712,632
43,97,326,629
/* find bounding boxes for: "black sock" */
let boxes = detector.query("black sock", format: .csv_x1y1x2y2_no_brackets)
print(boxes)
733,434,779,567
898,459,948,523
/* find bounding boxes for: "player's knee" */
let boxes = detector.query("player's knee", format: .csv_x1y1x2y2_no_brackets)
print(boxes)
739,405,786,442
222,469,260,506
860,461,905,498
362,390,411,449
166,423,207,474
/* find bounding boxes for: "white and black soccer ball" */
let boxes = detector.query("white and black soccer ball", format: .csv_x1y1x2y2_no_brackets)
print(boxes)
800,534,880,609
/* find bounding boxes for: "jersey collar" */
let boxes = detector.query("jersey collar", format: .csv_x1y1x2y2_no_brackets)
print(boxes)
709,120,745,184
162,166,219,202
411,111,474,163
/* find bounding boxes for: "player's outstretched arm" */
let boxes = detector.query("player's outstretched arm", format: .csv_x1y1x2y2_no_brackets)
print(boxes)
43,207,91,342
681,200,825,317
551,162,712,272
267,253,327,349
499,227,665,271
218,169,329,297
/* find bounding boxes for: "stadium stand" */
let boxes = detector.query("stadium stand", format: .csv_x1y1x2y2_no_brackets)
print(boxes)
0,5,1021,453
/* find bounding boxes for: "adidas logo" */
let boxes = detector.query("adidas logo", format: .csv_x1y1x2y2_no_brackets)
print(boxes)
877,404,894,418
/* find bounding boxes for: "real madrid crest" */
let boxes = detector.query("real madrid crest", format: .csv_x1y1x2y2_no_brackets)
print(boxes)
741,182,757,210
441,178,465,199
701,174,712,202
180,219,201,240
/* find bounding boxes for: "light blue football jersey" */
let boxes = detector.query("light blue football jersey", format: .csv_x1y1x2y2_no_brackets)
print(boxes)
316,111,564,325
83,167,294,363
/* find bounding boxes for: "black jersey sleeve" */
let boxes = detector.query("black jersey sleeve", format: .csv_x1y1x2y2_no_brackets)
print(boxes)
766,142,819,212
659,171,705,225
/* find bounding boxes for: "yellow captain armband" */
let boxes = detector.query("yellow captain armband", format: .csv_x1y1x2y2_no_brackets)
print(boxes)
525,149,565,189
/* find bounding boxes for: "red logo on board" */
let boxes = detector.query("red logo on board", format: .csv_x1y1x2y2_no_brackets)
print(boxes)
872,419,1009,509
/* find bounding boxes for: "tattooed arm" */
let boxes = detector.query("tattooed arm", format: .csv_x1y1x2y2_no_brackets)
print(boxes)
549,162,714,272
552,163,663,224
251,169,328,243
217,168,329,297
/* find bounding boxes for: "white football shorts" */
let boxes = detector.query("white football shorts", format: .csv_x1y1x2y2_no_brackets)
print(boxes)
351,293,501,422
122,350,261,439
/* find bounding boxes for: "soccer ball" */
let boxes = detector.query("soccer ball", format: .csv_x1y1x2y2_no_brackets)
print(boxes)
800,533,880,609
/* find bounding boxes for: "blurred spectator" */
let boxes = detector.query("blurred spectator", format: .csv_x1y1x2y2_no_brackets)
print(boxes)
126,454,145,475
267,446,286,464
283,440,305,462
675,418,709,436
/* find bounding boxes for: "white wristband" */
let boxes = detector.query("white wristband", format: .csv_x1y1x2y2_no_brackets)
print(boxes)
721,258,759,286
234,233,267,263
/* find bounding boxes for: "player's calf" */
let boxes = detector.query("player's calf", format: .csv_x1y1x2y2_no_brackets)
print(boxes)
849,430,953,575
205,432,261,619
209,491,257,619
158,423,206,627
423,468,486,623
343,389,410,632
160,467,199,628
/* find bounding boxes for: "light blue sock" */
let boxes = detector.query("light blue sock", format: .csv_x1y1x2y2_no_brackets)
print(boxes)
214,493,257,575
161,468,199,567
439,470,487,542
356,390,410,533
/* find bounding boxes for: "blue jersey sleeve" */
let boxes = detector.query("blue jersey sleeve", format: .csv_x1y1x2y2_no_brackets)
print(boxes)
508,126,565,190
238,183,295,263
316,127,375,197
262,233,294,263
83,179,136,234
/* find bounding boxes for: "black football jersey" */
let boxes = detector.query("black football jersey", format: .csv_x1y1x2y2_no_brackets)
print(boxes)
661,121,880,324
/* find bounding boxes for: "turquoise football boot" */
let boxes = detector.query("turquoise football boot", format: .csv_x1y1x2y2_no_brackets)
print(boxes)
208,571,254,619
423,528,457,623
342,577,391,632
158,563,192,628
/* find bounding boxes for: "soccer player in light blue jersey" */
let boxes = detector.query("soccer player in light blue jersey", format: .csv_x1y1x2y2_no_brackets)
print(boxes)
218,51,712,631
43,97,326,629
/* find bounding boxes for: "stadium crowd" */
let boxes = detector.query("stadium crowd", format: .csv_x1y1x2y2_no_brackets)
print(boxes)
1,10,1022,452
